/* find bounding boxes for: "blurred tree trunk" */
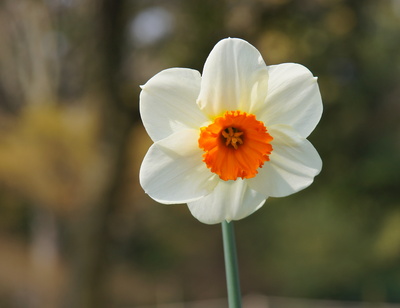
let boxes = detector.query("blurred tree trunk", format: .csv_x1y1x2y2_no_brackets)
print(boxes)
65,0,134,307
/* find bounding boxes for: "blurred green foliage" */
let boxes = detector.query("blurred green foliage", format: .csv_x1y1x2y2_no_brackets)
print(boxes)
0,0,399,307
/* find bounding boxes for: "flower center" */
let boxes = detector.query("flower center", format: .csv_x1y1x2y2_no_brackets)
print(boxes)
198,110,273,181
221,127,244,149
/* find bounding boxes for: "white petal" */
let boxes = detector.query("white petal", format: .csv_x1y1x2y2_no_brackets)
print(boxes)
247,125,322,198
187,179,267,224
140,68,209,142
140,129,218,204
258,63,323,138
197,38,269,117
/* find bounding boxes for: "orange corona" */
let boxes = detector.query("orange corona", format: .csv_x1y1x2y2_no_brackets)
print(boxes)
198,110,273,181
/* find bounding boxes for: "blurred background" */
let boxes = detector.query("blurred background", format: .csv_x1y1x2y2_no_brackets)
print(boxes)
0,0,399,307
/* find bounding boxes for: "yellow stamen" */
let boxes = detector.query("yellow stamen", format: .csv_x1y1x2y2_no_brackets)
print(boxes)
221,127,244,149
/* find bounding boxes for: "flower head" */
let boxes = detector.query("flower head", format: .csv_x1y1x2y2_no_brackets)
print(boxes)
139,38,322,224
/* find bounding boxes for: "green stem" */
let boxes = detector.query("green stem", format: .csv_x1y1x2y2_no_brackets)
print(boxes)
222,220,242,308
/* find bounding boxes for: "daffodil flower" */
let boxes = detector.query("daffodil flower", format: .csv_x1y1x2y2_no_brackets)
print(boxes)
139,38,322,224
